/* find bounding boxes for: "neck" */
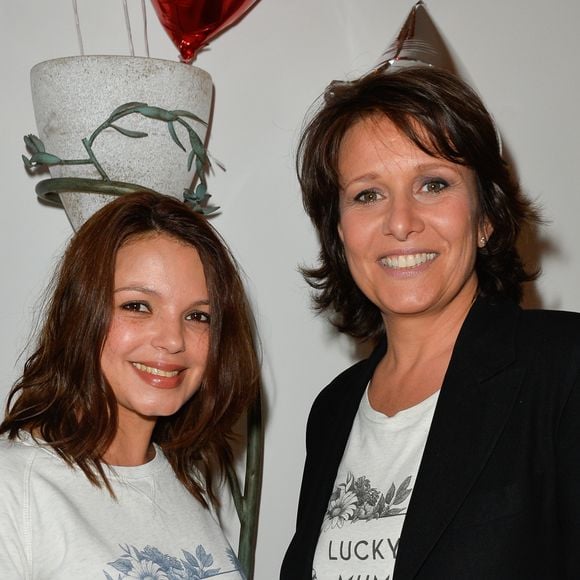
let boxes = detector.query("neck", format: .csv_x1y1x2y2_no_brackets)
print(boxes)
382,286,477,367
368,287,477,416
103,411,156,467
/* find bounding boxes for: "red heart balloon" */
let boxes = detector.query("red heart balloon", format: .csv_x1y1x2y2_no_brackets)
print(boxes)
151,0,257,64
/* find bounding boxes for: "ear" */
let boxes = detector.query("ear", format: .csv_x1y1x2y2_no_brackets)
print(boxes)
477,219,493,248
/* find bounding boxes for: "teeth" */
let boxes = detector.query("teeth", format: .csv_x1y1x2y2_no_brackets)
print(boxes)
132,362,180,377
382,252,437,269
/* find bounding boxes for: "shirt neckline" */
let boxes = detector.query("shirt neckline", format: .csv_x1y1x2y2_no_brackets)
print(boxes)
360,382,441,427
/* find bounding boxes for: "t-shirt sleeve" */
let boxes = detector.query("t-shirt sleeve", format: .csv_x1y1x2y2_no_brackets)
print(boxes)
0,442,30,577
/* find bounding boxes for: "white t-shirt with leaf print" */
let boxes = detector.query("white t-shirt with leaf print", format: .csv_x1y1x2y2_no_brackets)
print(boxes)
313,386,439,580
0,432,245,580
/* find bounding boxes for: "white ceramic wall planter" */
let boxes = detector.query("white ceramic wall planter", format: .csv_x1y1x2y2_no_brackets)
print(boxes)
30,56,213,230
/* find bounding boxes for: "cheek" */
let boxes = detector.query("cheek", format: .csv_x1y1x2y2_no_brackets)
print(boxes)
432,201,479,245
102,320,125,355
100,318,138,366
100,337,119,380
187,329,210,367
338,214,370,255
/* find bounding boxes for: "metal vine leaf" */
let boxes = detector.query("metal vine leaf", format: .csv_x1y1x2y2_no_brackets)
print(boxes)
22,102,218,215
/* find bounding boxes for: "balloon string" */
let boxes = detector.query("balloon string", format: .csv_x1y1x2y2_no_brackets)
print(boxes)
142,0,150,57
72,0,84,55
123,0,135,56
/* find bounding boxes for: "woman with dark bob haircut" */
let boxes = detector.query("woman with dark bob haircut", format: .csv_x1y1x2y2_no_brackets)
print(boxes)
0,191,259,579
282,67,580,579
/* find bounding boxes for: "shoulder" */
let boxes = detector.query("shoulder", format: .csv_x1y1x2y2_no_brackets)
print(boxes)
471,298,580,358
0,435,43,516
308,339,385,426
515,308,580,362
311,358,370,412
0,433,61,488
509,309,580,412
0,437,36,575
0,434,40,472
519,308,580,336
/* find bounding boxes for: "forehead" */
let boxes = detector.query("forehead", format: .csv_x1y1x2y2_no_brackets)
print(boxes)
119,232,197,259
340,114,430,155
338,109,471,166
338,115,478,197
338,115,439,175
115,233,205,280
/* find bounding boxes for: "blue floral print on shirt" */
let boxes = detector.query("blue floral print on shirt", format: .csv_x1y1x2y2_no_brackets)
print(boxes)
103,543,245,580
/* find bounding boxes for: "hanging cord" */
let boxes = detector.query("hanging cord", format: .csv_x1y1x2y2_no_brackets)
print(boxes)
123,0,135,56
72,0,85,55
141,0,150,57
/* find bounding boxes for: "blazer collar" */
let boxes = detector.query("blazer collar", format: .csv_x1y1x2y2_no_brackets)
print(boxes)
293,339,386,576
394,296,524,579
443,295,520,380
294,297,522,579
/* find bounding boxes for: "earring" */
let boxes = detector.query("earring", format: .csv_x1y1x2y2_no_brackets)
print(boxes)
479,235,487,247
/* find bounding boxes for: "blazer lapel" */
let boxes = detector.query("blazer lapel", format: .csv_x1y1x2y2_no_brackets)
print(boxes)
394,298,526,579
296,340,387,575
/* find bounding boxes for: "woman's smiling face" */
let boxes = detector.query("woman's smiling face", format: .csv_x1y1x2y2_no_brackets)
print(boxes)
100,233,210,433
337,115,489,323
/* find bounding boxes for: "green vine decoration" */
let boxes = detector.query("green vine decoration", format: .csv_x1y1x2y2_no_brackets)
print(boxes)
226,389,263,580
22,102,218,214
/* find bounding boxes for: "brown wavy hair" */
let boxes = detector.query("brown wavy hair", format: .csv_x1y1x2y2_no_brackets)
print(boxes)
1,191,260,505
298,67,538,339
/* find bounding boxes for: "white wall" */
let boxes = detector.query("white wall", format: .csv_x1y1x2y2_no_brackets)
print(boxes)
1,1,579,577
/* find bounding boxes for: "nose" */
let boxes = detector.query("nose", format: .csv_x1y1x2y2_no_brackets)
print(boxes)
382,194,424,241
151,316,186,354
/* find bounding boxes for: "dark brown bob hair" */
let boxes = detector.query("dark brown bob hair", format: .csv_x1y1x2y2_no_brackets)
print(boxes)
299,66,538,339
1,191,260,505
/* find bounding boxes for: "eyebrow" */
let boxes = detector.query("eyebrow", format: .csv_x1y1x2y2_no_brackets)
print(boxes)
340,172,380,189
115,285,157,294
341,162,463,190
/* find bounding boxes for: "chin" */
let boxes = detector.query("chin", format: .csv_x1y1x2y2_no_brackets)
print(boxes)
139,400,188,418
379,298,434,316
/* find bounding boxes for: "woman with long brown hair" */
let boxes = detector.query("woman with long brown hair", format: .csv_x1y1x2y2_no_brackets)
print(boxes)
0,191,259,579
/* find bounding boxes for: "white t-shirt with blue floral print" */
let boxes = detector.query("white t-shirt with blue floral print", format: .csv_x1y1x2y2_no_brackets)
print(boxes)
0,432,245,580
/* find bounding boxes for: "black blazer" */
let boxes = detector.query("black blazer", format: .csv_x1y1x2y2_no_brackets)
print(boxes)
281,297,580,579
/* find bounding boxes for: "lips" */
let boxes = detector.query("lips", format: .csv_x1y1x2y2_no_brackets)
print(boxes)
130,361,186,389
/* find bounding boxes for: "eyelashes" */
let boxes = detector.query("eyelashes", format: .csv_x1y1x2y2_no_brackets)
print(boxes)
121,301,150,313
421,178,449,195
186,311,211,324
119,301,211,323
353,189,382,204
351,178,451,204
